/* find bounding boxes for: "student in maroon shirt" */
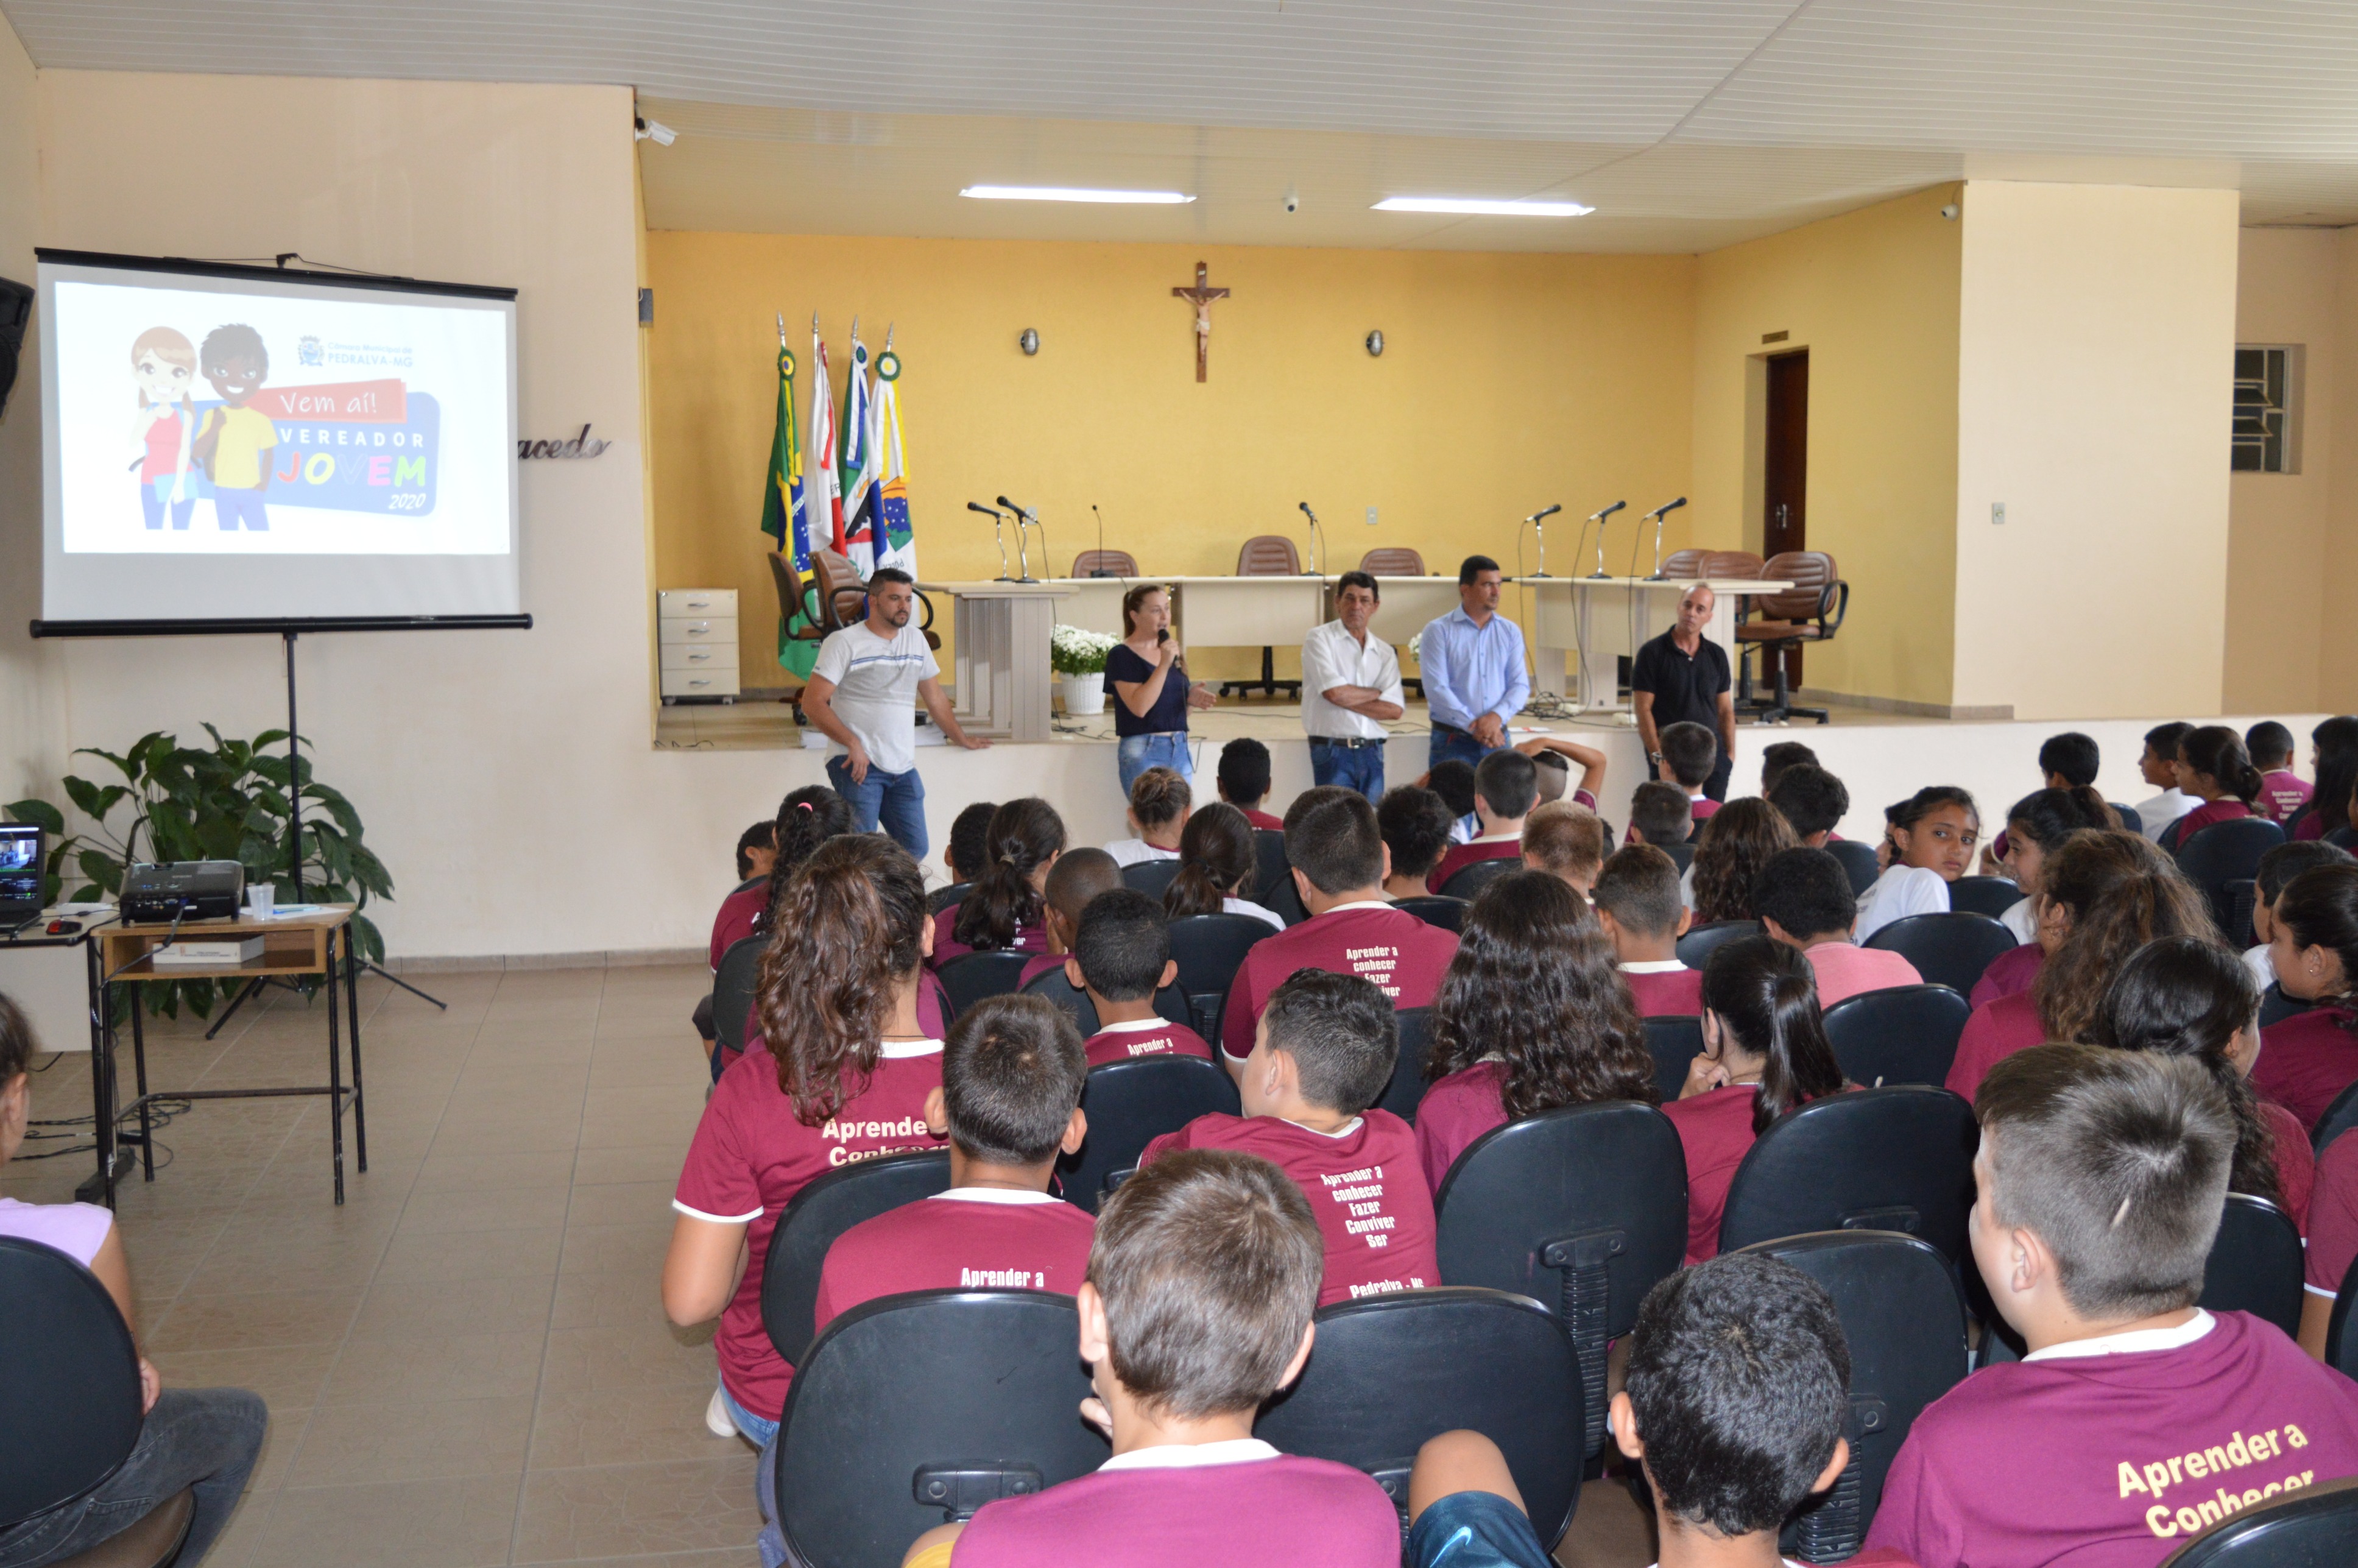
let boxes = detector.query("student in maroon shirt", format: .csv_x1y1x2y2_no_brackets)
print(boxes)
1866,1045,2358,1568
1218,792,1458,1068
1067,888,1215,1066
1215,737,1286,831
1657,720,1723,827
705,787,855,1080
694,819,779,1056
1146,970,1439,1305
1754,847,1924,1008
1519,801,1608,899
1991,786,2124,951
1416,870,1654,1192
1689,797,1799,925
811,995,1094,1335
1377,786,1454,900
901,1150,1401,1568
1765,760,1849,849
1666,936,1846,1264
2303,1134,2358,1357
1021,847,1123,990
1429,749,1539,894
1591,845,1703,1015
2254,861,2358,1129
2248,721,2314,827
2161,725,2266,853
2289,716,2358,843
936,797,1065,966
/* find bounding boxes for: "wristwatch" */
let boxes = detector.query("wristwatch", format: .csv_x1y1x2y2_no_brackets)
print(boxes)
1647,751,1664,764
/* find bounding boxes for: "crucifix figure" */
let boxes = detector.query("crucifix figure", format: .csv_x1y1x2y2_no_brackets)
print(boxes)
1171,261,1230,382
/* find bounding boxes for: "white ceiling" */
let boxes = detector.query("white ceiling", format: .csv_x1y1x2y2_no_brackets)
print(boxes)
12,1,2358,249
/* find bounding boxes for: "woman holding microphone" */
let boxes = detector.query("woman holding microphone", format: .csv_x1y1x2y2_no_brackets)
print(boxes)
1105,583,1216,793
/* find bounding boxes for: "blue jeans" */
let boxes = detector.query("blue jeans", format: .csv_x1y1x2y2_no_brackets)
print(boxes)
826,756,928,858
1427,724,1500,772
1310,738,1386,801
1117,732,1193,795
721,1379,777,1447
0,1388,267,1568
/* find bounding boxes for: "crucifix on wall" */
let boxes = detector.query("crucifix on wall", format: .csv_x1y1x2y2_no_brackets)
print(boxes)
1171,261,1229,382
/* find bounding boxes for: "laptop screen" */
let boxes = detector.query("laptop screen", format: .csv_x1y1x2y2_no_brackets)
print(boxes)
0,824,43,915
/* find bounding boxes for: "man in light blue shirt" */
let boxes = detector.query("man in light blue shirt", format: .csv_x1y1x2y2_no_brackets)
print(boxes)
1417,556,1529,770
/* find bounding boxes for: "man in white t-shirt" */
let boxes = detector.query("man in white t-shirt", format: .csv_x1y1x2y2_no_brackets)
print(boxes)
802,567,988,856
1301,571,1405,802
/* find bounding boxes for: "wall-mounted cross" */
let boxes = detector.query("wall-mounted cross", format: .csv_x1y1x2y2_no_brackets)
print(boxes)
1171,261,1230,383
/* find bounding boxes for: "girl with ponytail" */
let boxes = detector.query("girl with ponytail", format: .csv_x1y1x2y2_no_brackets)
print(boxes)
939,798,1065,964
756,786,855,938
1162,803,1283,930
2161,725,2267,852
2253,861,2358,1128
1667,934,1847,1263
667,835,948,1447
1972,788,2123,1006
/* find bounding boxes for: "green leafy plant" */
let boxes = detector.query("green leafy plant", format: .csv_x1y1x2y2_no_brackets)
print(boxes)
5,727,394,1018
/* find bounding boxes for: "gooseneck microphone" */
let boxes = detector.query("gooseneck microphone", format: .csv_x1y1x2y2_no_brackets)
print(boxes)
1090,504,1114,576
1642,498,1689,579
1645,496,1689,519
1588,500,1626,522
969,501,1013,581
1588,500,1628,579
1298,501,1324,576
997,495,1041,582
1527,503,1562,523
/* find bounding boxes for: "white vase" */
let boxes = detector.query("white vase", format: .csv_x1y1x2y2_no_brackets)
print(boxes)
1060,673,1106,716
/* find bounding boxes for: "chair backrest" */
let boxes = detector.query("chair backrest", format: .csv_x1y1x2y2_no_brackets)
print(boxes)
1438,856,1516,902
2113,801,2144,836
1740,1231,1970,1564
1660,839,1696,874
1374,1008,1435,1122
1657,548,1709,579
767,549,801,620
1255,1288,1585,1548
1718,1086,1979,1266
1393,895,1467,933
1020,964,1100,1034
1435,1103,1688,1457
2261,982,2317,1031
2198,1193,2306,1337
1700,549,1764,579
1643,1015,1704,1101
1057,1056,1242,1213
2222,877,2260,948
927,880,972,916
1357,546,1426,577
1863,911,2017,995
2317,1080,2358,1155
713,935,767,1056
936,951,1031,1019
1944,875,2022,920
2158,1475,2358,1567
757,1150,952,1367
1163,913,1271,1051
0,1238,147,1525
774,1290,1106,1568
2178,818,2289,934
1237,534,1301,576
1826,838,1881,897
1820,984,1971,1088
1753,551,1839,621
2326,1251,2358,1378
1121,858,1183,900
810,549,869,632
1070,548,1137,577
1251,830,1307,925
1676,918,1760,968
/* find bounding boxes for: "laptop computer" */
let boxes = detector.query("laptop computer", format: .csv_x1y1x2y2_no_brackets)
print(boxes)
0,822,44,928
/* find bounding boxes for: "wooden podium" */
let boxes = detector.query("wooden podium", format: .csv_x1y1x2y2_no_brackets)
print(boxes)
919,580,1072,743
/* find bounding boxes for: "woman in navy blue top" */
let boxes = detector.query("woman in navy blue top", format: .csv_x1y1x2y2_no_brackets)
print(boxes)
1105,582,1215,793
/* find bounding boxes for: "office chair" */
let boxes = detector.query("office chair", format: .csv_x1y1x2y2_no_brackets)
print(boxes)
1718,1086,1979,1268
760,1150,951,1367
1820,984,1972,1089
1057,1055,1242,1213
1864,912,2017,995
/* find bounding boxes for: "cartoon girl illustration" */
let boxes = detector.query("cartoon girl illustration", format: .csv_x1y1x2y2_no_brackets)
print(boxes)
127,327,198,529
191,323,275,531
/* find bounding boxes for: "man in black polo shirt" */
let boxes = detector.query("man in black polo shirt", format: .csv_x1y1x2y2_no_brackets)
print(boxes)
1631,584,1737,800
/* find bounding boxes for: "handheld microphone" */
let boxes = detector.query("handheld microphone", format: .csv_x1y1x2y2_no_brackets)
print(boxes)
1589,500,1626,522
1527,503,1562,523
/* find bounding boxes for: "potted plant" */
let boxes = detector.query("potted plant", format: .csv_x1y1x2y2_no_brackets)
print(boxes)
1049,624,1117,717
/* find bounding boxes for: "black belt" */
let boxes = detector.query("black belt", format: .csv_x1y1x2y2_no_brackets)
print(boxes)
1310,735,1385,750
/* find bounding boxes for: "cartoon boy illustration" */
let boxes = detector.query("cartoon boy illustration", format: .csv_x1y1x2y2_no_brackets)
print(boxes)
128,327,198,529
191,323,276,531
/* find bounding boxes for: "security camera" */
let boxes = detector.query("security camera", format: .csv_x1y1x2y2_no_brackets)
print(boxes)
1940,203,1959,221
635,117,677,147
1284,189,1299,214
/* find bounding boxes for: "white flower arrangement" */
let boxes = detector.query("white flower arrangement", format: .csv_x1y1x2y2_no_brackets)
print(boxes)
1408,628,1423,665
1050,623,1119,677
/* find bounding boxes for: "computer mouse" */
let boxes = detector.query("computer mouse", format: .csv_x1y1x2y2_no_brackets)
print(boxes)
47,919,82,935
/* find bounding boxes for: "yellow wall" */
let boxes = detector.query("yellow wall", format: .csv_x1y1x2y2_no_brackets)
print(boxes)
1690,185,1964,710
644,233,1695,679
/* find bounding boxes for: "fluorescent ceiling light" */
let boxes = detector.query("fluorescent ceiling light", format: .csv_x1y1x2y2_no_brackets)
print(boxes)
1374,196,1594,217
961,185,1194,204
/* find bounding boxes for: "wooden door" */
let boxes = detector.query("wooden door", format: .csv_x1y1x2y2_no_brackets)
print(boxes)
1762,351,1809,688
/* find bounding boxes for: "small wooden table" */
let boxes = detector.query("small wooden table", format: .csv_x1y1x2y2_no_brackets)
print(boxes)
96,906,366,1204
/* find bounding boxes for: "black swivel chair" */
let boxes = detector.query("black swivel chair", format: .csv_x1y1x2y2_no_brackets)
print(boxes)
1826,839,1881,897
1434,1102,1687,1458
1120,858,1184,900
1164,913,1270,1052
772,1290,1106,1568
1255,1288,1586,1548
760,1150,951,1367
2326,1252,2358,1379
1718,1086,1980,1269
1393,895,1467,933
2316,1081,2358,1155
0,1238,194,1568
935,951,1032,1018
2178,819,2287,937
1820,984,1971,1088
1865,912,2017,995
1438,858,1516,903
1676,919,1760,969
2198,1193,2305,1338
927,880,972,916
1738,1231,1970,1564
2157,1476,2358,1567
1057,1056,1241,1213
712,934,766,1059
1643,1015,1704,1102
1251,830,1307,926
1944,875,2024,920
1374,1009,1435,1123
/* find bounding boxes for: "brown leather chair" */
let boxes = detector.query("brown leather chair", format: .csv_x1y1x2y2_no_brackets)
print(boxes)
1734,550,1847,725
1657,549,1710,579
1700,549,1765,580
1224,535,1304,699
811,549,937,648
1071,549,1138,578
1357,547,1426,577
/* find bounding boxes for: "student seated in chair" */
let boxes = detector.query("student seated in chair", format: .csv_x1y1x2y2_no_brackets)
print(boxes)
1852,787,1979,945
711,786,848,970
1023,847,1123,989
1106,766,1190,868
2254,861,2358,1131
1163,802,1285,930
1068,889,1212,1066
936,798,1065,966
1766,762,1849,849
1425,758,1481,845
1145,970,1439,1305
1216,737,1284,830
1657,721,1723,830
0,992,269,1568
1520,800,1608,899
1867,1045,2358,1568
1377,785,1455,900
1397,1252,1893,1568
945,800,998,891
899,1149,1402,1568
2131,720,2200,846
1590,844,1699,1015
810,994,1093,1336
695,819,782,1054
1753,846,1922,1007
1514,733,1606,811
2250,721,2314,827
1627,779,1695,851
2243,841,2354,995
1429,750,1539,892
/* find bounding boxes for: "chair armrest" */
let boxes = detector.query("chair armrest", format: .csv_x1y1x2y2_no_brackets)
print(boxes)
1817,581,1850,637
916,589,937,632
827,585,869,627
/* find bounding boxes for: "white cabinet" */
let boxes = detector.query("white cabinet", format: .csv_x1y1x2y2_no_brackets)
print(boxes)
658,588,741,700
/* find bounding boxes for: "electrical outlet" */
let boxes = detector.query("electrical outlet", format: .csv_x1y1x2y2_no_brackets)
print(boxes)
1991,502,2006,526
1366,507,1378,528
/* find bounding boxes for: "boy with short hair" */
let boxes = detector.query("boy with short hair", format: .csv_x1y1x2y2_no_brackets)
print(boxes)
1758,740,1821,796
1067,888,1213,1065
1146,970,1438,1305
1590,845,1700,1014
903,1149,1401,1568
1216,738,1284,830
1521,801,1608,897
1426,758,1481,844
1866,1045,2358,1568
1628,780,1696,849
1754,847,1922,1006
1024,847,1124,989
812,995,1094,1333
2132,721,2199,844
2250,722,2314,825
1767,765,1850,848
1429,750,1540,891
1657,722,1723,827
735,821,778,885
2040,731,2102,790
2245,841,2355,990
1377,785,1455,899
1107,767,1191,867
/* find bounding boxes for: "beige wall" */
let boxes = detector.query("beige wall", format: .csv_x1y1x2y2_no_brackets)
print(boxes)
1692,185,1963,709
1954,182,2241,720
0,17,55,804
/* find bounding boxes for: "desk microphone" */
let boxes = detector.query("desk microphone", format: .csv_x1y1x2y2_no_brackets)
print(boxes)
1525,503,1567,577
1090,504,1116,576
1587,500,1626,579
969,501,1013,581
1645,496,1689,519
1298,501,1324,576
966,501,1001,518
1587,500,1625,522
1528,503,1562,523
1642,497,1688,579
997,495,1042,582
